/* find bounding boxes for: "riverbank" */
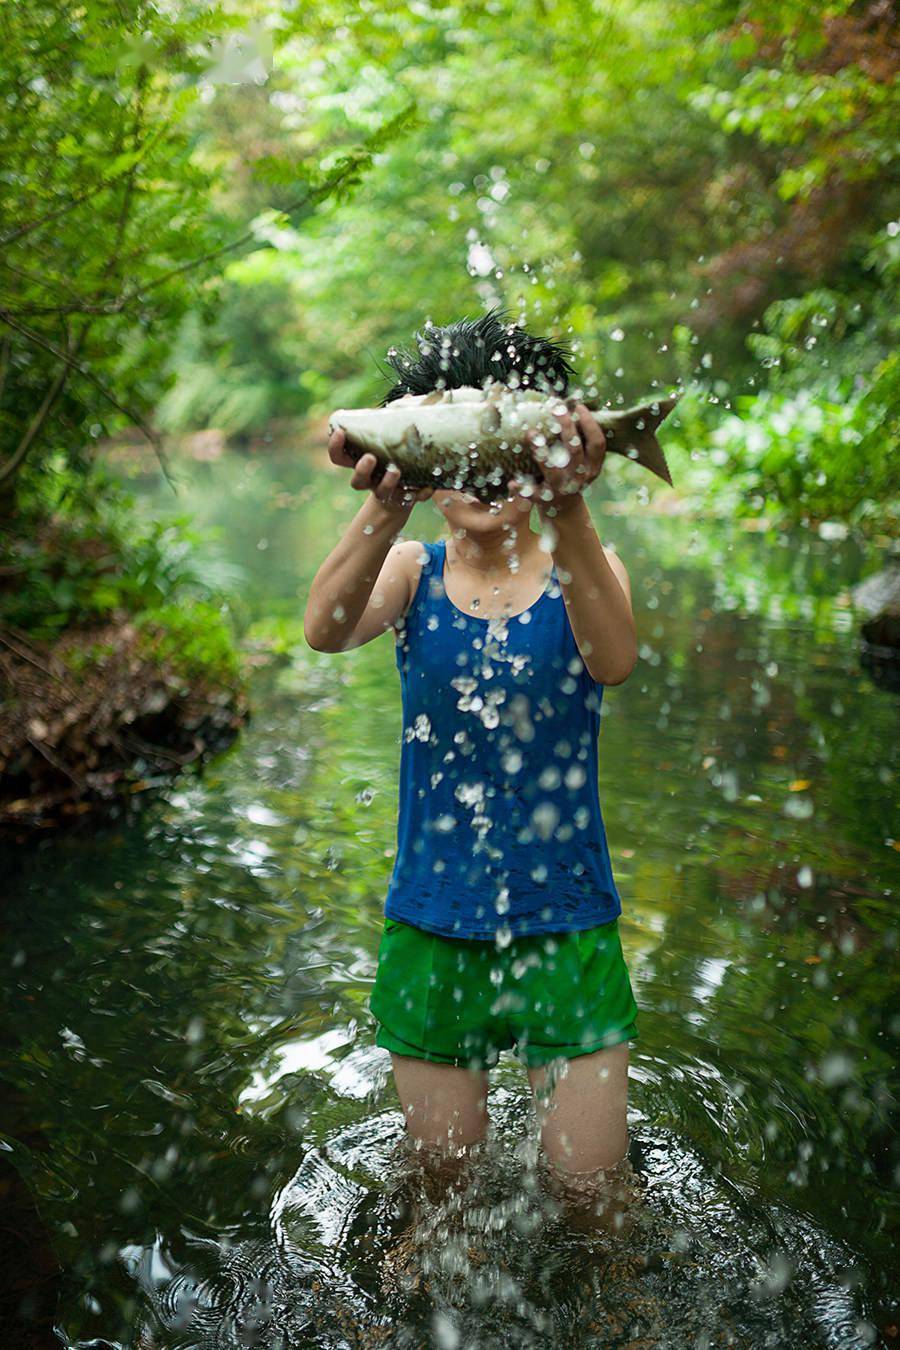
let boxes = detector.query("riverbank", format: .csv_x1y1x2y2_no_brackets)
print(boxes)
0,464,250,841
0,614,248,838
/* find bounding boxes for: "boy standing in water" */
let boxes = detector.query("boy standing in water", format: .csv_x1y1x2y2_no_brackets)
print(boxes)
304,311,640,1224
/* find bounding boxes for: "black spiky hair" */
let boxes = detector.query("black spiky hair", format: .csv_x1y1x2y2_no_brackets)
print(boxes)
379,306,578,405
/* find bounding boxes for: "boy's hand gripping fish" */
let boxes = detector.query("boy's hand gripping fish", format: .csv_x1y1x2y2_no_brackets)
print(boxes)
328,381,680,502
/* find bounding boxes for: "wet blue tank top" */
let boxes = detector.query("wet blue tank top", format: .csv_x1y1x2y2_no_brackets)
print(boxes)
384,538,622,940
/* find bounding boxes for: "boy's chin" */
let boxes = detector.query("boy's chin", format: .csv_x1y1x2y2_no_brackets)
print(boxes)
441,490,516,519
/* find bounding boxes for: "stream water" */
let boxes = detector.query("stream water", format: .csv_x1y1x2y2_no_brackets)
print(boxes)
2,447,897,1348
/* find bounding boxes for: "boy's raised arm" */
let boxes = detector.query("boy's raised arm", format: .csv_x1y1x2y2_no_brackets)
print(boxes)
302,429,432,653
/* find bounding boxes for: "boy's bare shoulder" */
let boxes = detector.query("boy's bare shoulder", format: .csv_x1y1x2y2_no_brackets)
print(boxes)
388,538,430,618
390,538,427,560
389,537,429,577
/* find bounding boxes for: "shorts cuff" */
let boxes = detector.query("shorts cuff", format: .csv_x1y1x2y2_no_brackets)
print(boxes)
374,1021,500,1070
516,1023,639,1067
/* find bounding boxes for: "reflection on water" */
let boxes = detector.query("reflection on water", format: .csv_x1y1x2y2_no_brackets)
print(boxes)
1,448,896,1347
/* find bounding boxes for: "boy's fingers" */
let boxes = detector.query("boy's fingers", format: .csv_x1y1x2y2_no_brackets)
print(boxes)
574,403,607,471
506,477,533,514
350,453,377,489
328,427,356,468
374,463,402,501
552,409,592,492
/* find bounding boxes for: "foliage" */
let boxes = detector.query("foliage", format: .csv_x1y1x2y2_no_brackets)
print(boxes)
0,0,421,729
707,377,900,530
242,614,308,658
0,0,415,492
0,461,246,644
134,600,242,684
154,288,311,438
0,0,235,492
171,0,721,412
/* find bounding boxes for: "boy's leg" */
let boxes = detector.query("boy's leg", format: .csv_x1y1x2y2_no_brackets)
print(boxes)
389,1053,489,1213
380,1054,489,1292
527,1043,637,1237
527,1042,629,1173
390,1052,490,1153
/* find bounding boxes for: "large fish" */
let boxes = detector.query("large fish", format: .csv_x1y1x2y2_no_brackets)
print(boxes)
329,382,680,501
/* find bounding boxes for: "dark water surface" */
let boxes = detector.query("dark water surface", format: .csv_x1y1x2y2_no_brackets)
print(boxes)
2,449,897,1348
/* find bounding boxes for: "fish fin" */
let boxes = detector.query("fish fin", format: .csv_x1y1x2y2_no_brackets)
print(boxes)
478,404,502,434
604,392,681,487
403,423,423,453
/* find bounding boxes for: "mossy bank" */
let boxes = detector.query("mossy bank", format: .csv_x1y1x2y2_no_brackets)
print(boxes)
0,467,249,838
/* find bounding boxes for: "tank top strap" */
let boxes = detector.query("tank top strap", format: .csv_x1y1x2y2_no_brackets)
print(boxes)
416,538,443,596
428,538,447,571
396,539,440,657
420,538,449,596
427,537,446,573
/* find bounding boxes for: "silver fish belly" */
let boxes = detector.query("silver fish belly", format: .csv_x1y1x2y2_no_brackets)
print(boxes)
329,383,679,500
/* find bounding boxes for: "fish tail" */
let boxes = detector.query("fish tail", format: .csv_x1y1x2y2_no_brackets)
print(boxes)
608,393,680,487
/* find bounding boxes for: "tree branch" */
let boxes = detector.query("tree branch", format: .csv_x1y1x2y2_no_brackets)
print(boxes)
0,337,74,486
0,308,178,492
113,150,368,307
0,334,9,406
0,107,179,252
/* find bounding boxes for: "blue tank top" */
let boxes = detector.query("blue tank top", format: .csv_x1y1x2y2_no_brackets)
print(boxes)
384,538,622,940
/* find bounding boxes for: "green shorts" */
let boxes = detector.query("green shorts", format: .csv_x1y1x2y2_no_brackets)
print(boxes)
369,915,639,1070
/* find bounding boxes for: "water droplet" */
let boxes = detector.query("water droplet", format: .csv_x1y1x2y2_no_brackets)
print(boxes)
531,803,560,840
432,1310,461,1349
819,1051,854,1086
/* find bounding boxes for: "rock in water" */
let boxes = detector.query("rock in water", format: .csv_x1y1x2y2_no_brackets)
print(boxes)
850,561,900,691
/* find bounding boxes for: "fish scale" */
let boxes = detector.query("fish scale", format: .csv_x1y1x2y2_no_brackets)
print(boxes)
329,382,680,501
